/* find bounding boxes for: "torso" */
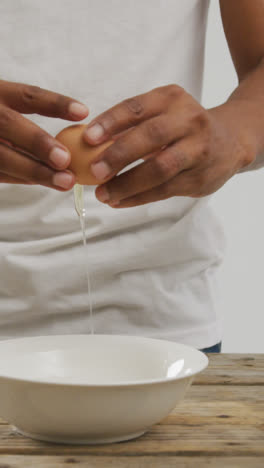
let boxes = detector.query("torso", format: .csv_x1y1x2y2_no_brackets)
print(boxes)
0,0,223,348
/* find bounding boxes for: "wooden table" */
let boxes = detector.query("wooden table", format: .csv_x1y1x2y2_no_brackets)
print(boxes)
0,354,263,467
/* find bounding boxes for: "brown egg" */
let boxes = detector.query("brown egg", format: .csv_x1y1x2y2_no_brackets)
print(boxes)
56,124,113,185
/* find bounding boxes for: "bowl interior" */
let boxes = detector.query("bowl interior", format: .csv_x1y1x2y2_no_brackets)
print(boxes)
0,335,208,385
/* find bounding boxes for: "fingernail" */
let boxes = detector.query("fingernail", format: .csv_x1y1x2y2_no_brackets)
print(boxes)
49,147,70,168
84,123,104,141
96,185,110,203
53,172,74,189
91,161,111,181
69,102,89,119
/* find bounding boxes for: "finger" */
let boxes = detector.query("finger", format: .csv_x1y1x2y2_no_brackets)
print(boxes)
0,172,34,184
142,146,167,161
112,128,161,160
0,170,73,191
0,143,75,190
107,171,195,208
95,139,193,203
111,126,135,141
0,80,89,121
0,105,73,170
89,114,188,183
82,86,177,145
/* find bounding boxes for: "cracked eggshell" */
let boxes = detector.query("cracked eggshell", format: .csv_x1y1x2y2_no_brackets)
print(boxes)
56,124,113,185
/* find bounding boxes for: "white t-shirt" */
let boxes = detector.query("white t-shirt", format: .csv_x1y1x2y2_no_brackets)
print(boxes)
0,0,225,348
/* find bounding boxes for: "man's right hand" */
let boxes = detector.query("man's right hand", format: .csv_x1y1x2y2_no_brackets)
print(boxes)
0,80,89,190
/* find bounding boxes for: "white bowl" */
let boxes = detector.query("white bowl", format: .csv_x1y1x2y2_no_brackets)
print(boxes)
0,334,208,445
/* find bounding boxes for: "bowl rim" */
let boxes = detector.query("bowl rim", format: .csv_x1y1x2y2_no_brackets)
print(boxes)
0,334,209,388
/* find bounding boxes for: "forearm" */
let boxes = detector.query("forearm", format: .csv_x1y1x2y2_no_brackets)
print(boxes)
217,0,264,172
228,56,264,171
219,0,264,173
210,57,264,173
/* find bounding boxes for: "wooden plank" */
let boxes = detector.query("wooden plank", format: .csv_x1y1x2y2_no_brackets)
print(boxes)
1,385,262,426
203,354,264,367
195,354,264,385
163,403,264,427
0,384,263,456
0,355,263,463
0,455,263,468
167,384,264,426
188,383,264,401
0,383,263,426
0,423,263,456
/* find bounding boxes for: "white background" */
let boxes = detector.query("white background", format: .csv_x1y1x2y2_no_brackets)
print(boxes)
203,1,264,352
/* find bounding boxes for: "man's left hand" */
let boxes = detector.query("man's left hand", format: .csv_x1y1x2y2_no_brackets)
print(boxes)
83,84,255,208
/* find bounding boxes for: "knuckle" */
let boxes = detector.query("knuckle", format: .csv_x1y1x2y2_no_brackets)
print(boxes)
192,109,210,132
167,147,188,172
0,106,15,129
123,97,144,118
20,85,42,107
198,140,210,162
239,142,256,168
20,84,65,117
145,118,167,144
177,150,188,169
152,156,171,180
165,84,184,99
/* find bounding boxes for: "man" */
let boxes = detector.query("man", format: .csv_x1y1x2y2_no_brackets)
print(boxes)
0,1,263,352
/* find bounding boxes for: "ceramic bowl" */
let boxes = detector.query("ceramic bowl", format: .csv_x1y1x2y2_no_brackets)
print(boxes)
0,334,208,445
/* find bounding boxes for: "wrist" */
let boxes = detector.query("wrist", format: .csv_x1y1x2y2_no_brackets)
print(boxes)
208,101,257,170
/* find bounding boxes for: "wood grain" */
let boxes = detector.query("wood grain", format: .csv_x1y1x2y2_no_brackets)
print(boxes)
0,385,263,456
0,426,263,456
195,354,264,385
0,354,263,467
0,455,263,468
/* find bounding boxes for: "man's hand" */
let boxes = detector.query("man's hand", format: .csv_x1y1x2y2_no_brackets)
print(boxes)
83,84,255,208
0,80,89,190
